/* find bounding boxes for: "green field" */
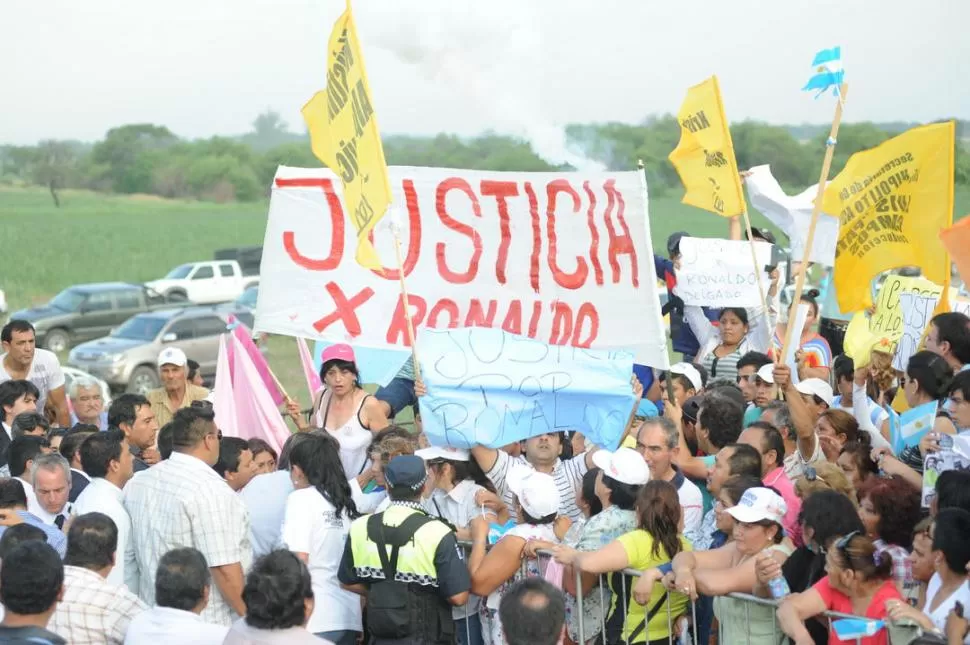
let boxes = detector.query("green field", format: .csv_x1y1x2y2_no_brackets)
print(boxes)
3,184,969,407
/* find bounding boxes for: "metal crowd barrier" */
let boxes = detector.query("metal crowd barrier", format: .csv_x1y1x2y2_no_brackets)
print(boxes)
456,541,907,645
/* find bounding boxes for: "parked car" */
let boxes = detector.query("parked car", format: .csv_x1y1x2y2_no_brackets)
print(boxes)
62,366,113,410
9,283,186,353
67,305,251,394
145,260,259,305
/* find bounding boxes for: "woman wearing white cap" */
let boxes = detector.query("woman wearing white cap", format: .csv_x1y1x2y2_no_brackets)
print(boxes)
288,343,390,477
664,486,793,645
552,448,648,644
687,296,777,384
467,468,563,645
418,445,508,645
555,479,690,645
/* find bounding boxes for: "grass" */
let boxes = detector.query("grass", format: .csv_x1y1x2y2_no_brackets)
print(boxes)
2,183,969,419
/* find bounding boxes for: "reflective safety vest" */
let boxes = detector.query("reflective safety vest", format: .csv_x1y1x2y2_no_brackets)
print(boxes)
348,505,453,587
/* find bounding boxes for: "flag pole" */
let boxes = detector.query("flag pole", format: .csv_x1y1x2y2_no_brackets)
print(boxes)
390,210,422,384
741,208,774,335
779,82,848,365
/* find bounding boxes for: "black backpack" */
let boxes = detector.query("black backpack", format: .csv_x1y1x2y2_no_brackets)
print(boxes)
365,511,439,639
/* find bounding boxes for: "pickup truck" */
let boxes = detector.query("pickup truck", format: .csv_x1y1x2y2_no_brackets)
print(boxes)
145,260,259,305
9,283,185,353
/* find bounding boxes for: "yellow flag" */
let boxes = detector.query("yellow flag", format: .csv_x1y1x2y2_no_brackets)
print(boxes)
668,76,745,217
301,0,393,270
823,122,955,312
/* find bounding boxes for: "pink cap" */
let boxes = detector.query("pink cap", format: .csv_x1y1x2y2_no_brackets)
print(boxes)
321,343,355,364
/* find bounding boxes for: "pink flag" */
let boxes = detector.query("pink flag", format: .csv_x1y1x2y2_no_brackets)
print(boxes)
213,334,239,438
226,314,286,406
230,334,291,454
297,337,323,402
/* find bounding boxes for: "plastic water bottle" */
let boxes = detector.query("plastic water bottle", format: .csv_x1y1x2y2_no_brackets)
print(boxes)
768,573,790,599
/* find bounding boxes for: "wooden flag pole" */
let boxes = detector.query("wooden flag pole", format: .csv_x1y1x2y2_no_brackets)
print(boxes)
391,217,422,384
741,208,774,334
779,83,849,365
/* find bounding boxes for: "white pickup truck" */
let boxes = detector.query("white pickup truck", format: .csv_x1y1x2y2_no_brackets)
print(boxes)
146,261,259,304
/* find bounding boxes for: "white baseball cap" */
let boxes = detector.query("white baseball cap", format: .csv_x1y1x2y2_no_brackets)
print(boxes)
507,467,560,519
592,448,650,486
669,362,703,392
415,446,471,462
754,364,775,384
726,487,788,525
795,378,834,406
157,347,188,368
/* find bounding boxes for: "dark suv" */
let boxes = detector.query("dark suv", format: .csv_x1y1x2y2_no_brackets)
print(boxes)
9,283,185,353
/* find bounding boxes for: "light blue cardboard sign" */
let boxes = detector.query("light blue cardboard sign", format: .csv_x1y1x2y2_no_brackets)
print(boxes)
417,328,635,450
313,342,409,387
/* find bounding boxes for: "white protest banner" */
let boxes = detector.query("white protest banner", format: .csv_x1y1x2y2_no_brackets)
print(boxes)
745,165,839,266
417,327,636,450
255,166,670,368
893,291,940,370
674,237,773,307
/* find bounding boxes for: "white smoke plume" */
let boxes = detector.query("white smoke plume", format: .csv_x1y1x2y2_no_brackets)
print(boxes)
369,0,605,171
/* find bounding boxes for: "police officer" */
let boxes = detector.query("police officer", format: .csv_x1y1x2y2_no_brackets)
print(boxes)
339,455,470,645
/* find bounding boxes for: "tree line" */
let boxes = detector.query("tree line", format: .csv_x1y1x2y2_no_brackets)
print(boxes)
2,111,968,205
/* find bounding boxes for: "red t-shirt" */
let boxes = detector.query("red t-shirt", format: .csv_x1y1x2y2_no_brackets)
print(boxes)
811,575,901,645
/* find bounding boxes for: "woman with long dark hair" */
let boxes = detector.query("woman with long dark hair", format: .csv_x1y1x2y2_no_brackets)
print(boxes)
287,344,390,477
556,479,690,645
688,303,775,383
281,433,361,644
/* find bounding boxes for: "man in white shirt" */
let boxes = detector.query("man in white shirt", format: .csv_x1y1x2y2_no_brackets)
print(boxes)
124,547,230,645
49,512,147,644
633,417,703,546
75,430,138,592
215,437,257,493
29,453,74,528
125,406,252,625
8,435,46,513
0,379,39,473
0,320,69,427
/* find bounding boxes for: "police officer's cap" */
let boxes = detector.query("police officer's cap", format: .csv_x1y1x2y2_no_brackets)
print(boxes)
384,455,428,490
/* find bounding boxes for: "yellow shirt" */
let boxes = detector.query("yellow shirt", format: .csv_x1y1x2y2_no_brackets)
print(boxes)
146,384,210,427
616,529,692,643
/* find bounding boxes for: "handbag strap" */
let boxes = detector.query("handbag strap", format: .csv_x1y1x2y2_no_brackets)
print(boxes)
626,590,669,644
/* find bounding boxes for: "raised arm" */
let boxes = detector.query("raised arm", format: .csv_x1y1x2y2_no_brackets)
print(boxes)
773,364,817,460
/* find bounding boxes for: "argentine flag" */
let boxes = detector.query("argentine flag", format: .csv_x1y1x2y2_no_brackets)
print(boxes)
803,47,843,97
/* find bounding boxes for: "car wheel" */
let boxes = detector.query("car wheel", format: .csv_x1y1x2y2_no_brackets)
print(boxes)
127,366,160,394
44,329,70,354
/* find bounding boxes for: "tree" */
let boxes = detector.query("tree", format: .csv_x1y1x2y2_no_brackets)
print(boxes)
91,124,177,194
31,140,77,207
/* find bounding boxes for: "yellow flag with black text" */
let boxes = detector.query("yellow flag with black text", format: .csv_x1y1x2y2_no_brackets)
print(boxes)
823,122,954,312
302,0,392,270
668,76,745,218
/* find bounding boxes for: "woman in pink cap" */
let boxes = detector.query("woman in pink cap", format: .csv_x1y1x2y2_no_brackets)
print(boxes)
289,343,389,477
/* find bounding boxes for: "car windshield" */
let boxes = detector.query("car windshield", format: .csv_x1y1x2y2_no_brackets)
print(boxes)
49,289,86,312
112,316,166,341
236,287,258,308
164,264,193,279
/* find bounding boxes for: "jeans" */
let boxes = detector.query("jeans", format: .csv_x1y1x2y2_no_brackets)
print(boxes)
374,377,418,418
455,614,484,645
316,629,360,645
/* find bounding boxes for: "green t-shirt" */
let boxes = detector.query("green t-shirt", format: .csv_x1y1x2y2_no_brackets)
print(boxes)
616,530,692,642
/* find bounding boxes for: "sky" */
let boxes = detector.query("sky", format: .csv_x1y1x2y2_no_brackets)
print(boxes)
2,0,968,149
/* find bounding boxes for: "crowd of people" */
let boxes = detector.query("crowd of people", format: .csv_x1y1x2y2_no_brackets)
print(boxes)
0,227,969,645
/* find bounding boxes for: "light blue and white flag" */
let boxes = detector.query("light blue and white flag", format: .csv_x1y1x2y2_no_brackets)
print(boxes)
803,46,844,97
889,399,939,455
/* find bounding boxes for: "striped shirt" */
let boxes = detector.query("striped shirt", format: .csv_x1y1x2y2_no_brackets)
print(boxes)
485,450,588,522
700,347,742,383
770,332,832,368
833,395,890,430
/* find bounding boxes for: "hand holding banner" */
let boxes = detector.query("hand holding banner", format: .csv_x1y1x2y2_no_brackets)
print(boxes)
674,237,772,307
417,328,636,450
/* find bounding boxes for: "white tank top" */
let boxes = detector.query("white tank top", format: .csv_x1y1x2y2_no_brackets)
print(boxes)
313,389,372,476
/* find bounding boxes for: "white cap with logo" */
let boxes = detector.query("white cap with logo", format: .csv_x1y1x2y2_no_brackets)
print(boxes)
755,363,775,384
157,347,187,368
507,466,560,519
592,448,650,486
726,487,788,525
